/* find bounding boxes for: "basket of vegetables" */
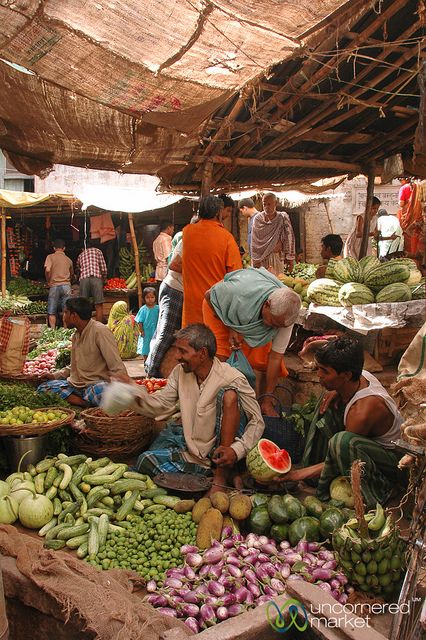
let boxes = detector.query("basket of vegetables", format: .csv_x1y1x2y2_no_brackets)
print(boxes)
73,408,154,458
0,406,75,437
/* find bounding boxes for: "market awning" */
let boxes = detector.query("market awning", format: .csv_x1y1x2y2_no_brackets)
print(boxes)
0,0,360,178
0,190,76,210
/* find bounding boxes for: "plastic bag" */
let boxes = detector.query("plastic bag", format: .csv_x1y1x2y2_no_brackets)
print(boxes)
226,349,256,389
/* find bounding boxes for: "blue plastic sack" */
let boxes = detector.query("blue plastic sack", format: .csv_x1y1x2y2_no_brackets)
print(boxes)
226,349,256,389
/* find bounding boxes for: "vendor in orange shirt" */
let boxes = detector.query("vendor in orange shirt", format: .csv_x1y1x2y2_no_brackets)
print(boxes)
172,195,242,327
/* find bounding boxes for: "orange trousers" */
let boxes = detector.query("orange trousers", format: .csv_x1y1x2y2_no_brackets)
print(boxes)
202,299,288,376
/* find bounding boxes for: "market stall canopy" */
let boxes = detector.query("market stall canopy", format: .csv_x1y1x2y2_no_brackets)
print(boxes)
0,189,78,214
0,0,424,190
0,0,362,179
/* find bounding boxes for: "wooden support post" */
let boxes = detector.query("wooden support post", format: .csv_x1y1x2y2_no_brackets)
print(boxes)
359,166,376,259
1,208,6,297
201,159,214,197
128,213,142,309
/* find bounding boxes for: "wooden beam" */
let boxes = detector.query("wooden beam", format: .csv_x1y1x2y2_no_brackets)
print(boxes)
359,166,376,259
193,154,361,172
1,208,6,297
127,213,142,309
201,159,214,196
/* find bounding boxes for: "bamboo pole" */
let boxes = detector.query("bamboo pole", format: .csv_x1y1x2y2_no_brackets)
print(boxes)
127,213,142,309
359,166,376,259
194,154,362,173
1,209,6,297
201,159,214,197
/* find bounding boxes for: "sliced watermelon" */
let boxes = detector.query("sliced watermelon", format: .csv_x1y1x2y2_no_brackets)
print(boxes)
246,438,292,482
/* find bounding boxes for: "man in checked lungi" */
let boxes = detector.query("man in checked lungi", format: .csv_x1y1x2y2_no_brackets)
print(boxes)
114,323,265,493
272,336,404,508
38,297,129,407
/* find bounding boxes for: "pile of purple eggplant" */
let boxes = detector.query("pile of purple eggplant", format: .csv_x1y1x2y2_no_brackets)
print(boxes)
145,527,352,633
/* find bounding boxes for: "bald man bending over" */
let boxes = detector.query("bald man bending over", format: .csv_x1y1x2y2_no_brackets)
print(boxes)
203,267,301,416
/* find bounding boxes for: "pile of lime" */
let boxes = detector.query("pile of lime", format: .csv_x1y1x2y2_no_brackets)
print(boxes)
0,406,67,426
87,509,197,585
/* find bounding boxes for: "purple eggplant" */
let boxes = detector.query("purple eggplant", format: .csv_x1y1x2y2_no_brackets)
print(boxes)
200,604,216,627
186,552,203,568
157,607,178,618
181,603,200,618
203,546,223,564
207,581,225,597
146,580,157,593
247,582,261,598
216,606,229,621
184,617,200,633
181,544,198,555
234,586,249,604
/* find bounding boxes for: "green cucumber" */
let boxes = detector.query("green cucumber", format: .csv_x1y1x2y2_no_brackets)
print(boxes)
87,457,111,471
57,523,90,540
153,495,181,508
34,473,46,494
66,534,89,549
36,458,57,474
115,490,139,521
44,539,66,550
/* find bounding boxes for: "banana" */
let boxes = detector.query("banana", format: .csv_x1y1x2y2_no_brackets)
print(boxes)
367,503,386,532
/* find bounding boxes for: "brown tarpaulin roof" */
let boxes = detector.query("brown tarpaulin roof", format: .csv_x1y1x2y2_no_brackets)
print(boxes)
0,0,356,177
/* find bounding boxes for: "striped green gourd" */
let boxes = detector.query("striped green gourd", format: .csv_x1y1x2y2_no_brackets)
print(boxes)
307,278,341,306
338,283,375,307
359,256,380,281
375,282,412,303
388,258,422,285
333,257,362,283
364,262,410,288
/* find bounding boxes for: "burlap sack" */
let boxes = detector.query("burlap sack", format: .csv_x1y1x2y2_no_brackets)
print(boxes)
0,525,190,640
0,315,30,375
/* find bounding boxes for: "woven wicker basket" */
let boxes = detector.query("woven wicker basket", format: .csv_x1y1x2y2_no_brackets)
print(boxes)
73,409,154,458
0,407,75,437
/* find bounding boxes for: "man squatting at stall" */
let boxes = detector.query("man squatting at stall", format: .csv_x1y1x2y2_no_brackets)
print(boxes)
119,324,264,492
38,297,129,407
315,234,343,278
277,336,403,508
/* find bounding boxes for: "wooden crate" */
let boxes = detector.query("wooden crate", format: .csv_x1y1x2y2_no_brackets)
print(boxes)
373,326,419,366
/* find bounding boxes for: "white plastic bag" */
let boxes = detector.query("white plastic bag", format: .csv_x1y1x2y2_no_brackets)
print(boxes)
100,381,138,415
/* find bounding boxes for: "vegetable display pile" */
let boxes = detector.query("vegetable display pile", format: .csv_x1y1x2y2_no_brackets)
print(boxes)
135,378,168,393
0,382,69,410
23,349,59,376
125,265,155,288
8,277,47,296
104,278,128,290
119,242,149,281
146,533,351,632
0,406,68,426
27,328,74,360
286,262,319,282
278,274,312,309
2,450,407,631
0,292,32,312
248,493,351,545
308,257,424,306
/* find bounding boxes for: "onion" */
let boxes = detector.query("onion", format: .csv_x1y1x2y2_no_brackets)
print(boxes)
18,492,53,529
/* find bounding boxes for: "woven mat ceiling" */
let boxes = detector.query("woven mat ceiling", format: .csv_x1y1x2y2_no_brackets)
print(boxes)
0,0,354,178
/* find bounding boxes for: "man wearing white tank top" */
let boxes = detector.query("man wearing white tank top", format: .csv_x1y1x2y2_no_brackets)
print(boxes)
278,336,403,508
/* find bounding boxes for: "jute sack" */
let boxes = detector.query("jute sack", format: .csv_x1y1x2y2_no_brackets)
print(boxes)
0,314,30,375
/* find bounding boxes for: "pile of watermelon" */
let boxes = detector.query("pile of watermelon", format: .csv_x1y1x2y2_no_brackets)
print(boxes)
307,257,424,307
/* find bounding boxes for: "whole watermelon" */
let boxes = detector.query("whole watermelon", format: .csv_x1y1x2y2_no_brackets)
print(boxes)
249,506,272,535
270,523,289,542
364,262,410,288
376,282,412,303
338,282,375,307
359,256,380,280
288,516,320,546
306,279,341,306
333,257,362,284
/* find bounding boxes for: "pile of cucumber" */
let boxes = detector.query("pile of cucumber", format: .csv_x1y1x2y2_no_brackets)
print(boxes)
25,454,192,568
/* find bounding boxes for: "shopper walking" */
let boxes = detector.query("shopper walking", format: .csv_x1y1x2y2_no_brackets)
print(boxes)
77,241,107,322
44,239,74,329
